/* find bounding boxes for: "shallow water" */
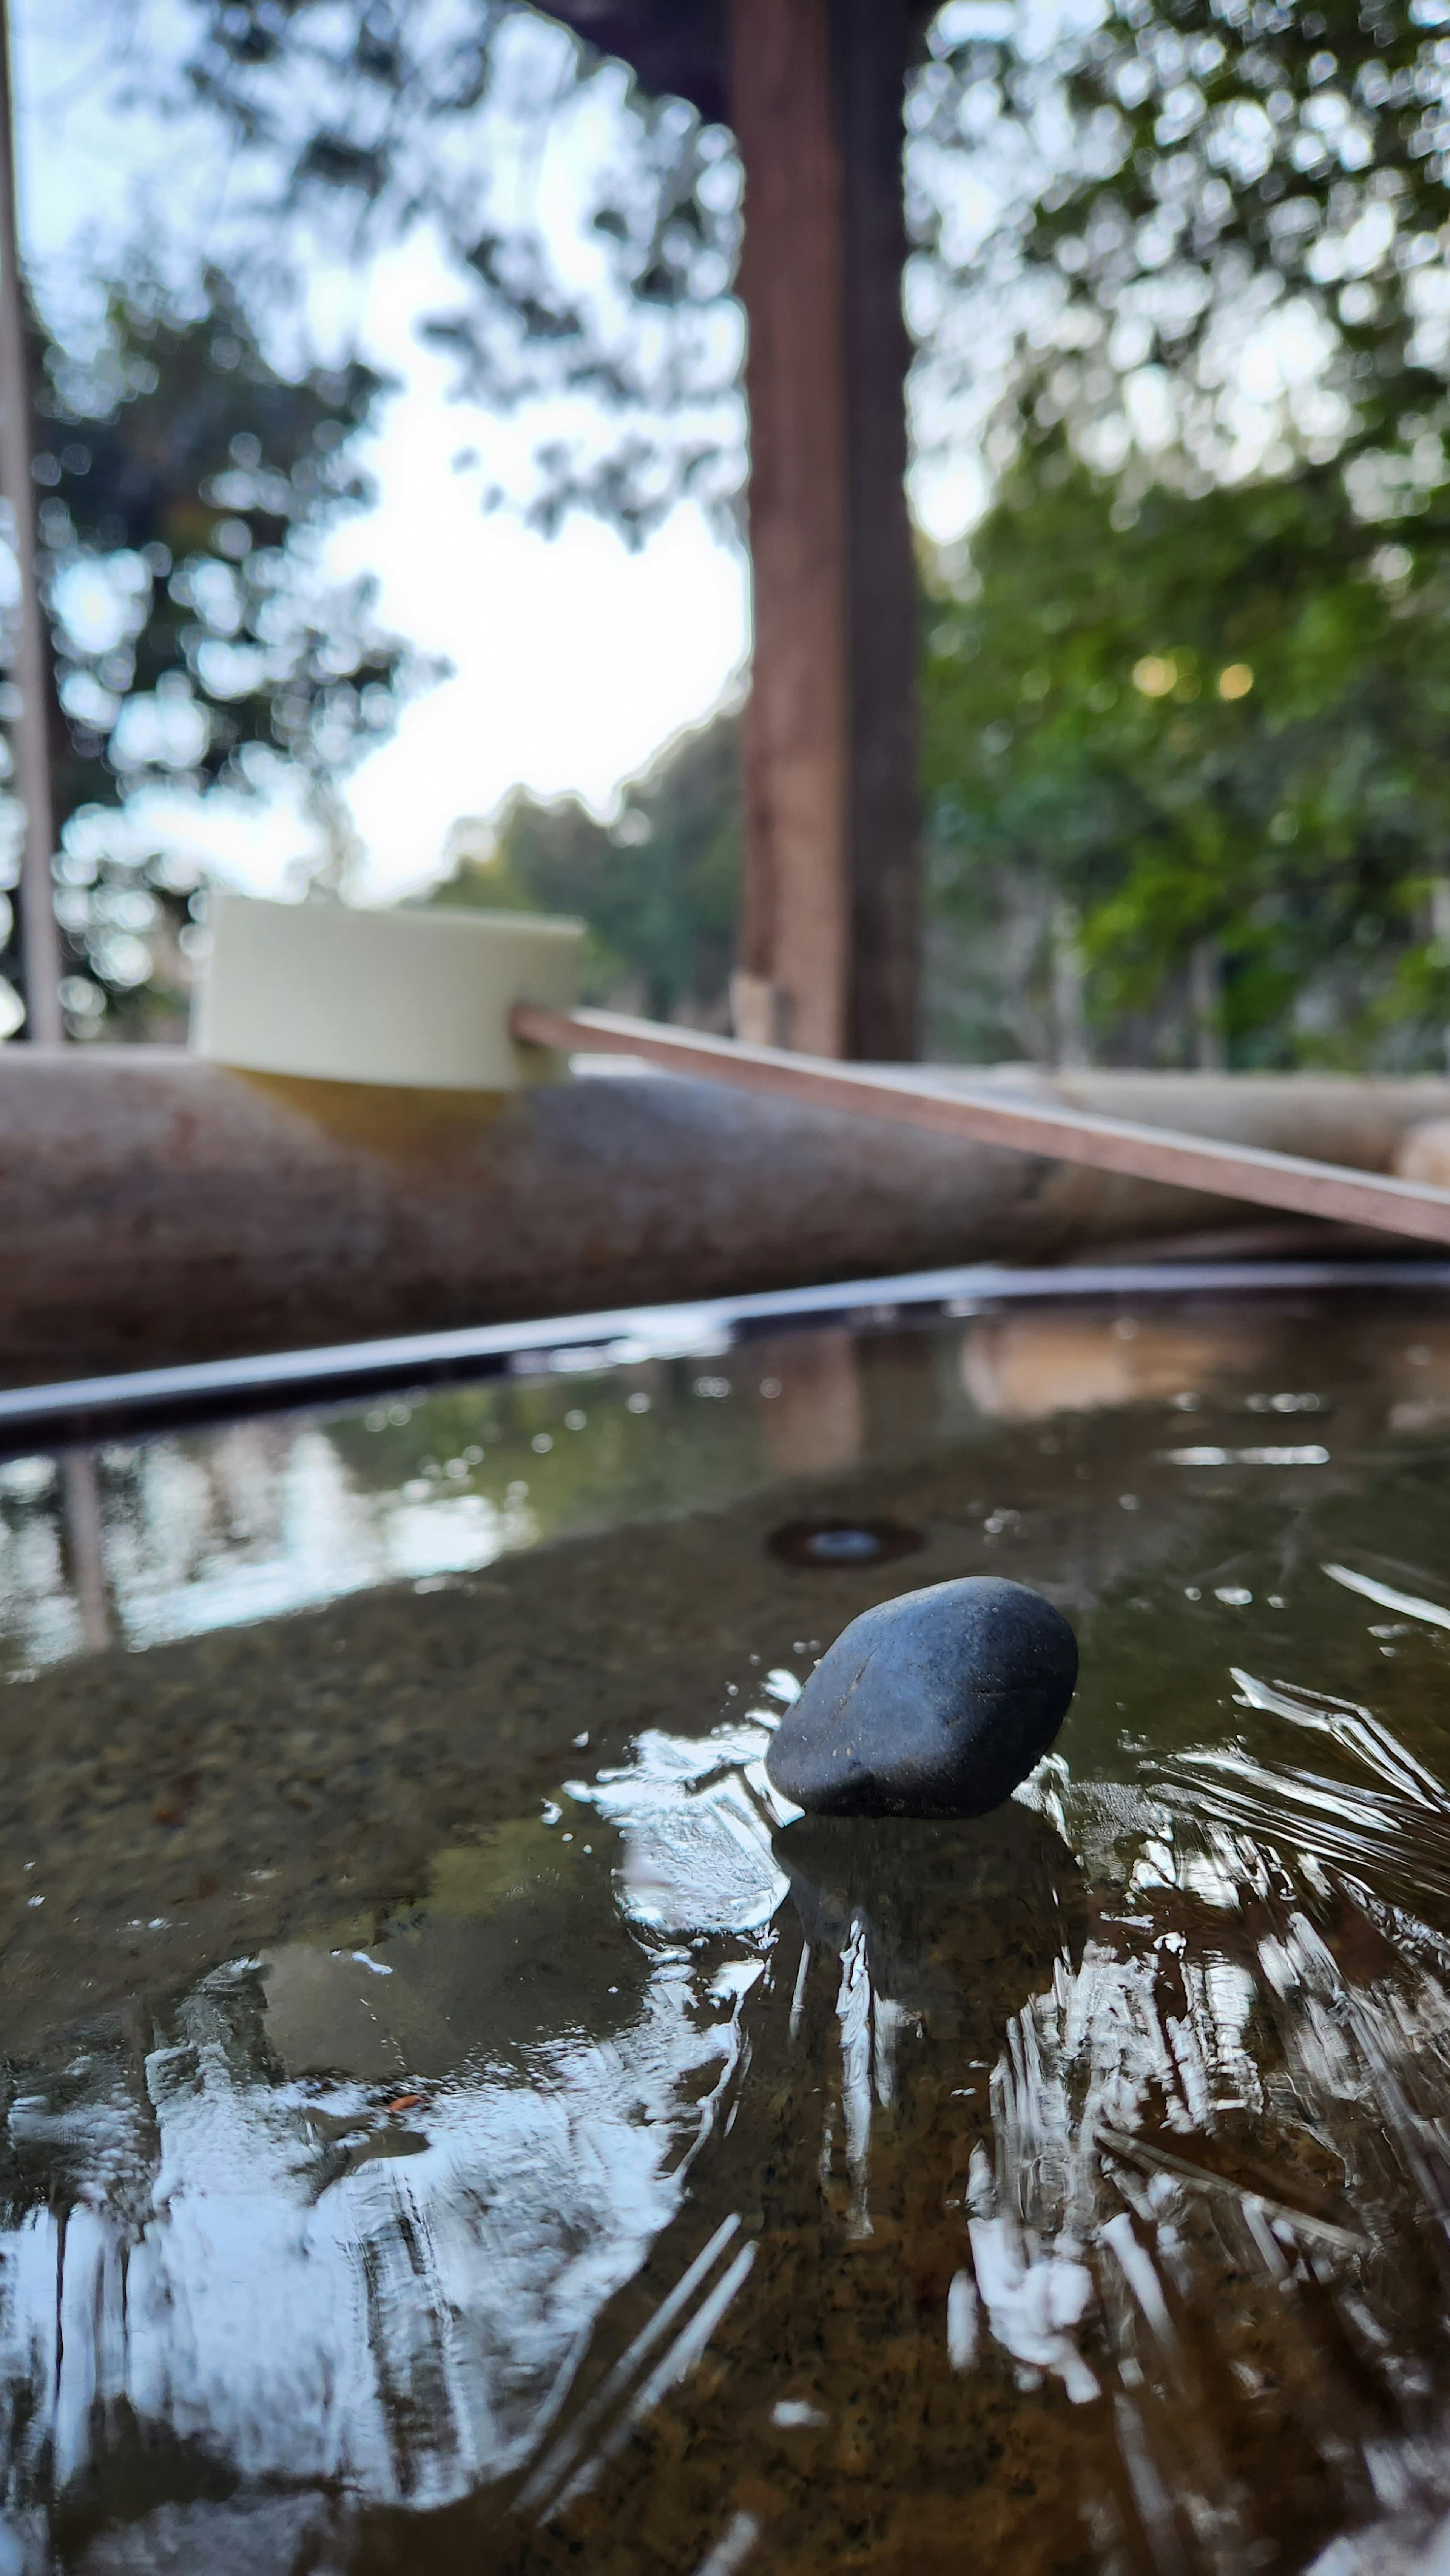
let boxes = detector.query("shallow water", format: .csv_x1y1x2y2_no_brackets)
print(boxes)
5,1293,1450,2571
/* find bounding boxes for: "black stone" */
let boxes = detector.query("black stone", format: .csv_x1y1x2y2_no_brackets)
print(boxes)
763,1576,1078,1820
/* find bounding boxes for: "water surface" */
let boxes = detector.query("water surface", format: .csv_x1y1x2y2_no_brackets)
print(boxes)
3,1293,1450,2572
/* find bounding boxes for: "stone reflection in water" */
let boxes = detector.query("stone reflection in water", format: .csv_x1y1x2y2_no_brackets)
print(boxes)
774,1806,1088,2254
515,1677,1450,2575
513,1766,1091,2535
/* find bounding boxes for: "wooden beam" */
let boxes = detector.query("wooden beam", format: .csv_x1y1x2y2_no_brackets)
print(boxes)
729,0,850,1058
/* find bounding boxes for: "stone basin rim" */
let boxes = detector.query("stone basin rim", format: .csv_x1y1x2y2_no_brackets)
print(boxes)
1,1254,1447,1454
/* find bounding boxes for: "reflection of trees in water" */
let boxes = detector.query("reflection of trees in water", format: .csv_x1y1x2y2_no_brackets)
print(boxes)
0,1725,1082,2562
494,1770,1450,2576
0,1364,781,1667
3,1682,1450,2572
7,1295,1441,1680
0,1787,734,2561
8,1318,1450,2562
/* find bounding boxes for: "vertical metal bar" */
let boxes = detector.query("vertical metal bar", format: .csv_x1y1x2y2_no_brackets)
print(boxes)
0,0,61,1043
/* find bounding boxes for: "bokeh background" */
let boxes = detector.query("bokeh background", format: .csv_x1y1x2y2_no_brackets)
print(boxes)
6,0,1450,1068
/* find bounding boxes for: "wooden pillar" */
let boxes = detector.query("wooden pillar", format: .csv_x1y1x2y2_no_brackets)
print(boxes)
835,0,919,1061
729,0,849,1059
728,0,919,1062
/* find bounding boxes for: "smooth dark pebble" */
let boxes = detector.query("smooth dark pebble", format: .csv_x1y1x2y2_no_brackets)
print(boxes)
764,1576,1077,1820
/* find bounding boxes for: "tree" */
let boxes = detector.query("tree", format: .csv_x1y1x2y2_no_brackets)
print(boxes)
912,0,1450,499
903,0,1450,1071
173,0,1450,1068
135,2,745,544
1,271,422,1036
63,0,1450,1074
425,709,740,1025
921,441,1450,1069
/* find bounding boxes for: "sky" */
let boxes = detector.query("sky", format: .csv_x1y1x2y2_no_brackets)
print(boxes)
12,0,753,902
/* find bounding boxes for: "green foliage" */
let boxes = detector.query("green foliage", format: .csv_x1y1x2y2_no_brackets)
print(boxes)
164,3,745,543
914,0,1450,492
922,441,1450,1067
4,272,418,1036
909,0,1450,1068
426,712,740,1023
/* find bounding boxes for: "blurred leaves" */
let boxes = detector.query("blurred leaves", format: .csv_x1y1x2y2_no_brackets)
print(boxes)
912,0,1450,495
922,438,1450,1067
910,0,1450,1067
424,710,740,1024
167,0,745,544
32,0,1450,1073
2,270,424,1035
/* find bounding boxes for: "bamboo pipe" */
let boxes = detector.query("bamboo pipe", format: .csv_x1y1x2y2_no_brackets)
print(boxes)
7,1048,1450,1382
511,1004,1450,1250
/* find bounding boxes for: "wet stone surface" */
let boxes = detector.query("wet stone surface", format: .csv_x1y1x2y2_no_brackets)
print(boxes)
3,1297,1450,2572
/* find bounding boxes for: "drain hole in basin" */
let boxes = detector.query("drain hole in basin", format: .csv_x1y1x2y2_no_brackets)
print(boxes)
768,1518,924,1570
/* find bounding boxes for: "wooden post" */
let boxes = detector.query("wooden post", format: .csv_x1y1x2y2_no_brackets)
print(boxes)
729,0,850,1059
834,0,919,1061
728,0,919,1062
0,0,61,1043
